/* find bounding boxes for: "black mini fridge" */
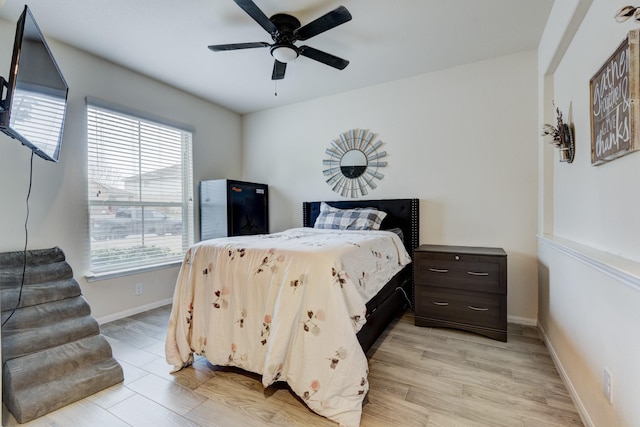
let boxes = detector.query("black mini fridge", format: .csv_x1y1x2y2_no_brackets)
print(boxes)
199,179,269,240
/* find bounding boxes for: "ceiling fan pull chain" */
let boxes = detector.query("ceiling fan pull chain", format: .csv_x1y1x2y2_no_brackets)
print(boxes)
274,81,278,97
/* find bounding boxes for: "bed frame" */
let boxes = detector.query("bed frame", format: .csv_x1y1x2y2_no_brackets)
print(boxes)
302,198,419,353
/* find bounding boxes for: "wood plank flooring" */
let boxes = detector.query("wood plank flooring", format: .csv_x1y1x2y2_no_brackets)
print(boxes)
3,305,584,426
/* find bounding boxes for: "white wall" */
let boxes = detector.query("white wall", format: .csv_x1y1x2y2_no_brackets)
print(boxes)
538,0,640,426
0,18,242,320
552,1,640,259
243,50,540,323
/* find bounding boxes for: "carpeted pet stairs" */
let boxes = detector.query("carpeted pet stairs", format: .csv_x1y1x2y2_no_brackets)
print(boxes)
0,247,123,423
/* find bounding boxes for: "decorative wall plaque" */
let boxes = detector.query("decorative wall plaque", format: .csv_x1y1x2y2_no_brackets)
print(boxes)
590,29,640,165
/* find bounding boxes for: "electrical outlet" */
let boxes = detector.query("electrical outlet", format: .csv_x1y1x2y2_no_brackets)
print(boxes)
135,283,143,296
603,368,613,403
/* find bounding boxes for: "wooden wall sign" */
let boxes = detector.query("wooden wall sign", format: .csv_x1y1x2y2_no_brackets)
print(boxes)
590,30,640,165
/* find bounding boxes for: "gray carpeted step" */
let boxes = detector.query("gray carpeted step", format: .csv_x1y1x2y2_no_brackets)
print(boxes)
1,247,123,423
2,294,91,329
0,247,65,268
0,277,81,311
0,260,73,287
1,295,99,362
3,334,120,395
1,312,100,363
5,357,123,423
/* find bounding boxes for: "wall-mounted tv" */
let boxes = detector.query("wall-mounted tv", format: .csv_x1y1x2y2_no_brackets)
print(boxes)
0,5,68,162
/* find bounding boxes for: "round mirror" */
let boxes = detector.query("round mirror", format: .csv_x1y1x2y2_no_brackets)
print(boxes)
340,149,367,178
322,129,388,198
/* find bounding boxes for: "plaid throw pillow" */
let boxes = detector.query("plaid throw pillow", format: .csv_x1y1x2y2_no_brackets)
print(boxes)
313,202,387,230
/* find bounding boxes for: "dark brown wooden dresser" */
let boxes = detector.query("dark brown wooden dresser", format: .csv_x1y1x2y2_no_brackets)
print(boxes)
414,244,507,341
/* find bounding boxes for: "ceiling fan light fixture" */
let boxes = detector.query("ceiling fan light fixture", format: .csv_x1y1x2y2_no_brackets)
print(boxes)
271,45,298,63
210,1,351,80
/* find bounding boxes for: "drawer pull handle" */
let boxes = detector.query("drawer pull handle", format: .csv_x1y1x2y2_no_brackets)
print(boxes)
467,305,489,311
433,302,449,306
429,268,449,273
467,271,489,276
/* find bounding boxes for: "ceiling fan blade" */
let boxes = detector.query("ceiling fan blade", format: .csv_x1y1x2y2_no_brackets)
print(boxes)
272,60,287,80
208,42,270,52
294,6,352,41
233,0,278,34
299,46,349,70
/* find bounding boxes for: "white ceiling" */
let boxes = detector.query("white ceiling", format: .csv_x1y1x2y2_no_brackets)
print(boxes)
0,0,553,114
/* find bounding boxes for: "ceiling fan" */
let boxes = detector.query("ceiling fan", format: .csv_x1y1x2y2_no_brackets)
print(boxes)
208,0,352,80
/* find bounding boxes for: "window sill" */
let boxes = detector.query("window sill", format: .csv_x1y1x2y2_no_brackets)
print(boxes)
85,260,182,282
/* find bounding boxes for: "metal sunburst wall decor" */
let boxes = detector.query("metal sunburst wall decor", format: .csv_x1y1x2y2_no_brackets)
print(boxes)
322,129,387,198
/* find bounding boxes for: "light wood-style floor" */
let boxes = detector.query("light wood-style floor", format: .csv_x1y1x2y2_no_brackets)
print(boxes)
3,305,584,426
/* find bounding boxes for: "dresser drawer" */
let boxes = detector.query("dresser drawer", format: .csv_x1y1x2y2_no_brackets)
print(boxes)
414,252,505,293
415,288,504,330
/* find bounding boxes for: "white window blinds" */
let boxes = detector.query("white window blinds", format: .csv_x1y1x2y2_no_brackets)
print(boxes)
87,100,194,274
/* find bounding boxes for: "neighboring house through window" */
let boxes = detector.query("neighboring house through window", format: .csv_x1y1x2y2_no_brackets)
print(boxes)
86,98,194,275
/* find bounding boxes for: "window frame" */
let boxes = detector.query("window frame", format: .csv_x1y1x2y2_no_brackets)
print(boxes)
85,97,194,278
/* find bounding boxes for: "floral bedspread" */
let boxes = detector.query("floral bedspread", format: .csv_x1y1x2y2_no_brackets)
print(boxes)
165,227,411,426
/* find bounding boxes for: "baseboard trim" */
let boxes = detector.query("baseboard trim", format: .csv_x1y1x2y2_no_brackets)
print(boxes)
537,322,594,427
507,315,537,326
96,298,173,324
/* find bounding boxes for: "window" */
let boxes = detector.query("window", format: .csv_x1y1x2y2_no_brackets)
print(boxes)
87,99,194,274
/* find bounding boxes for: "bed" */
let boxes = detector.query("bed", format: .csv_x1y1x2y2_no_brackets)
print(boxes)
165,198,419,426
302,199,419,352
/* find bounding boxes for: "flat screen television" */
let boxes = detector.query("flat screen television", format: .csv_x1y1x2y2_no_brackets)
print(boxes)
0,5,68,162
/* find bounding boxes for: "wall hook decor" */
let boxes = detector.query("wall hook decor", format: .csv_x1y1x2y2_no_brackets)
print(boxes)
615,5,640,22
542,106,575,163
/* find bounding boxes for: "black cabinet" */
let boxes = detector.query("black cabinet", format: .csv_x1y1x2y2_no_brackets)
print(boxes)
199,179,268,240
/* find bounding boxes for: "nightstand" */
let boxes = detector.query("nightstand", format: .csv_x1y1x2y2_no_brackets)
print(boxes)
414,244,507,341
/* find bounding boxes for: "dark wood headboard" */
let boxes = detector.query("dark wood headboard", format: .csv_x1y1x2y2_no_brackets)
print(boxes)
302,198,419,255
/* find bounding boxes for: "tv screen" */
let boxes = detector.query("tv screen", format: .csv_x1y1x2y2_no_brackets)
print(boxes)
0,5,68,162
